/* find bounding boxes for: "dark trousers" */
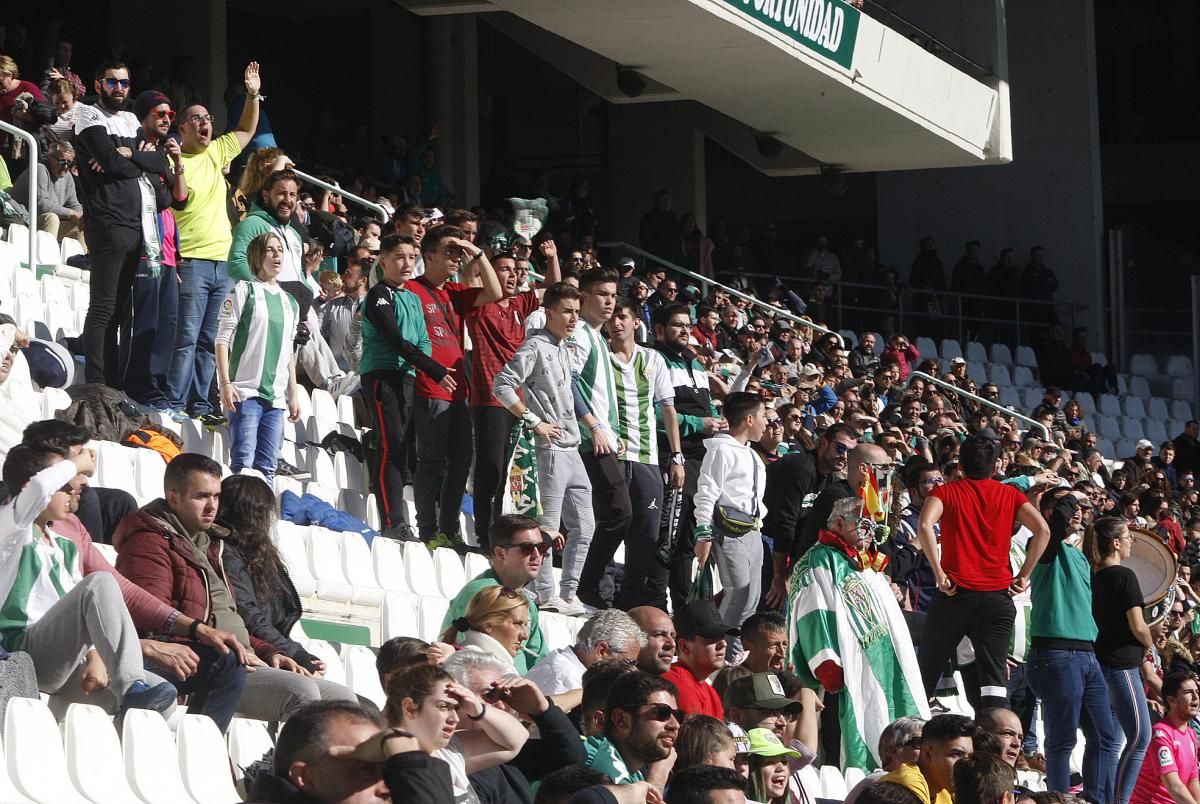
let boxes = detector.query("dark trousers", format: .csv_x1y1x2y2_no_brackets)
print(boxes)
122,260,178,409
577,451,634,606
600,460,666,609
413,396,473,540
145,641,247,733
918,589,1015,710
76,486,138,545
667,455,703,613
84,224,141,386
364,371,415,531
472,406,516,549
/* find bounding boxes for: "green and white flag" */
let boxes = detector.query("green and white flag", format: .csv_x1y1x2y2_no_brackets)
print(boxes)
504,422,541,517
788,544,929,770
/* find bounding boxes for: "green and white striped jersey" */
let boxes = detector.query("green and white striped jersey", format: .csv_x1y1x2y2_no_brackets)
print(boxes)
0,461,84,650
216,280,300,408
609,346,674,465
569,320,619,453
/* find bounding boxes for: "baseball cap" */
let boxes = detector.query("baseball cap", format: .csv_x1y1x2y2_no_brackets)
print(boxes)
1137,439,1154,451
618,257,636,269
796,363,822,389
726,672,804,713
24,339,74,389
727,722,752,755
674,600,739,640
949,356,967,365
747,728,802,759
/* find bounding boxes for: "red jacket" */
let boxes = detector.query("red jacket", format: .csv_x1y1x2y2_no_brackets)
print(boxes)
113,502,279,660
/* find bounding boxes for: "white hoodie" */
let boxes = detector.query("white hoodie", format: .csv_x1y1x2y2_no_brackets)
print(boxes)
693,433,769,530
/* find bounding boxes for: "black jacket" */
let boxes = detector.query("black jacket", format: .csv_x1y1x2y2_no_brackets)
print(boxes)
248,751,453,803
220,535,321,673
764,450,836,561
470,703,587,804
798,480,855,562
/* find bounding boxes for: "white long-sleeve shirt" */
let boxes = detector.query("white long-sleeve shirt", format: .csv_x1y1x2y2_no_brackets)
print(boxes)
693,433,768,530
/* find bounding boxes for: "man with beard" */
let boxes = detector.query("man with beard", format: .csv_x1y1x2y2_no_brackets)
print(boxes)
74,60,169,387
168,62,262,424
122,90,187,414
466,242,560,547
763,423,858,608
585,671,681,788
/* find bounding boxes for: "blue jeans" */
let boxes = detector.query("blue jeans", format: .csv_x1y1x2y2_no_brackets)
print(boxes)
1027,648,1117,803
145,643,246,734
122,261,178,409
1103,664,1152,804
168,259,231,415
228,397,284,481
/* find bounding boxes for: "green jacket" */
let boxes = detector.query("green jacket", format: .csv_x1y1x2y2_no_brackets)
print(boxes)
441,569,547,674
227,203,304,282
359,280,443,379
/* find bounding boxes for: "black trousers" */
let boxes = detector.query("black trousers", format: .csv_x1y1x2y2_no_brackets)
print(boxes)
667,454,704,613
363,371,415,531
76,485,138,545
918,589,1016,710
84,224,142,386
472,406,516,550
577,451,633,607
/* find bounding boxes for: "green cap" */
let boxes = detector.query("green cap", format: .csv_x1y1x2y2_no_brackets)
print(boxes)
747,728,802,759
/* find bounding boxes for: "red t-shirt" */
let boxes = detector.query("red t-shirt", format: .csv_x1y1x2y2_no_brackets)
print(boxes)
407,277,483,401
662,662,724,719
929,478,1028,591
0,81,45,123
466,290,540,408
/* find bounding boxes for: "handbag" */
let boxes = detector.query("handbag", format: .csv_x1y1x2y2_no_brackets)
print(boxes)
713,459,761,538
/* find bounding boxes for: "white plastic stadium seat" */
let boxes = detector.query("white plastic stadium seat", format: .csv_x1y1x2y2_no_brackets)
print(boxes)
1011,366,1035,388
1130,354,1158,377
133,447,168,502
988,365,1012,387
1171,378,1192,401
380,591,421,641
35,231,59,266
1116,439,1137,458
990,343,1013,366
433,548,468,599
1099,394,1122,418
60,236,85,264
123,708,200,804
965,341,987,364
464,551,490,580
819,765,848,800
1015,345,1037,368
1146,420,1168,444
1172,400,1194,421
335,452,366,492
402,541,443,598
302,639,347,685
844,767,867,790
371,538,411,592
5,698,91,803
938,339,962,362
1148,398,1170,420
176,715,242,804
276,523,317,597
419,596,451,643
966,362,987,385
94,441,136,490
304,482,339,508
1119,417,1145,441
1130,376,1151,399
1021,388,1044,410
0,729,34,803
227,718,275,782
308,528,354,603
999,387,1021,408
915,337,937,360
1074,393,1097,415
342,645,387,708
1167,355,1193,378
341,532,386,606
1122,397,1146,418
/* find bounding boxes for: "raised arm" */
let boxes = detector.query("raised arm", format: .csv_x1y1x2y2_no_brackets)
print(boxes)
232,62,262,149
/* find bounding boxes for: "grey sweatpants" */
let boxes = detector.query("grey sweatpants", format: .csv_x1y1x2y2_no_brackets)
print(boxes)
712,529,763,655
534,447,595,600
236,666,357,722
23,573,150,712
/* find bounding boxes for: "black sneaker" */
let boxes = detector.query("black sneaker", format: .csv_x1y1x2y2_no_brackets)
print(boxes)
198,412,227,428
382,525,420,542
276,459,311,481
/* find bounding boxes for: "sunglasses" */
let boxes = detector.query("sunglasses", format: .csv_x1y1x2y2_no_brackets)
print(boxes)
833,443,853,455
102,77,131,89
624,703,685,724
502,541,549,558
56,158,75,169
765,420,783,428
151,108,177,121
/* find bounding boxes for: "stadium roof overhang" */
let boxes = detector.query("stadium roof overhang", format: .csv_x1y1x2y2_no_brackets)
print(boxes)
398,0,1011,175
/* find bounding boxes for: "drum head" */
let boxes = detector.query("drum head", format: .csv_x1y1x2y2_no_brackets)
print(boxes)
1126,527,1176,606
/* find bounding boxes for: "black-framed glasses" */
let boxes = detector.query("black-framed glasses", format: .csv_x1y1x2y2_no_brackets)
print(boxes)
624,703,684,724
765,420,783,429
102,77,130,89
834,443,853,455
502,542,549,558
56,158,75,169
186,113,215,125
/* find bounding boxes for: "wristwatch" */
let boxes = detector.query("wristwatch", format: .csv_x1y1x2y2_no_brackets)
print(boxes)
670,452,686,466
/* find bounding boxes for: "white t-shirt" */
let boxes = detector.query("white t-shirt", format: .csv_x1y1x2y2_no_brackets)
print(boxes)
524,646,586,695
434,736,481,804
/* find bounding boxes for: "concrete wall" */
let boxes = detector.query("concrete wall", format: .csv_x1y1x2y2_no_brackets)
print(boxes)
875,0,1105,335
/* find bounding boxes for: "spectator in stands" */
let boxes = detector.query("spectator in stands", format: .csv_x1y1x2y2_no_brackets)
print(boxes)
217,475,357,703
0,445,179,721
320,251,367,372
1020,246,1059,323
526,609,645,696
493,282,595,614
439,584,532,670
1128,670,1200,804
953,752,1016,804
247,699,454,804
845,716,926,804
232,145,292,218
467,241,560,546
666,765,748,803
675,715,740,771
385,663,529,802
692,305,721,361
41,76,79,145
804,235,842,284
663,600,736,718
74,59,169,387
115,453,345,723
628,606,677,675
881,713,974,804
850,332,881,377
639,190,683,266
917,435,1049,711
442,514,550,674
361,234,452,540
908,237,946,335
951,240,989,338
798,441,890,565
168,61,262,424
745,727,800,804
0,53,47,161
740,612,788,673
215,231,301,481
882,333,920,381
585,670,679,787
1172,421,1200,477
1153,442,1180,492
409,225,503,549
885,460,942,613
975,708,1024,768
9,139,82,242
724,672,805,740
228,168,304,284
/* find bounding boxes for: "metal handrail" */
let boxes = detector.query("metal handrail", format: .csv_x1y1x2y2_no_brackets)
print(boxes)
905,370,1051,442
0,121,37,269
862,0,995,79
292,169,390,223
600,241,844,349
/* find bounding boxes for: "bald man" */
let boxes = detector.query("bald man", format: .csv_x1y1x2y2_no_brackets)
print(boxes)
798,442,891,556
628,606,676,675
976,708,1023,768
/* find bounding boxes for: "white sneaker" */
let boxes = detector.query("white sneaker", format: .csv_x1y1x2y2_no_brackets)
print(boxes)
325,372,361,398
539,595,570,613
555,597,589,617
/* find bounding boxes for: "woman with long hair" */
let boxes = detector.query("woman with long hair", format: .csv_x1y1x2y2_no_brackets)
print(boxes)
218,475,356,702
384,663,528,804
745,728,799,804
234,146,293,218
439,586,531,670
1084,516,1154,804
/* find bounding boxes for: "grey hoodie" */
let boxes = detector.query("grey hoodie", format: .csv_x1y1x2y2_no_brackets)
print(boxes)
493,328,580,450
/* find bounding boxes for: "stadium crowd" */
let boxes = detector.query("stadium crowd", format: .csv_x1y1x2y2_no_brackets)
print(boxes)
5,29,1200,804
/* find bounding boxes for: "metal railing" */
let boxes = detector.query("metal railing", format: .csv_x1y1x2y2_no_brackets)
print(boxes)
906,370,1051,442
0,121,37,269
600,242,845,349
292,169,390,224
862,1,996,80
